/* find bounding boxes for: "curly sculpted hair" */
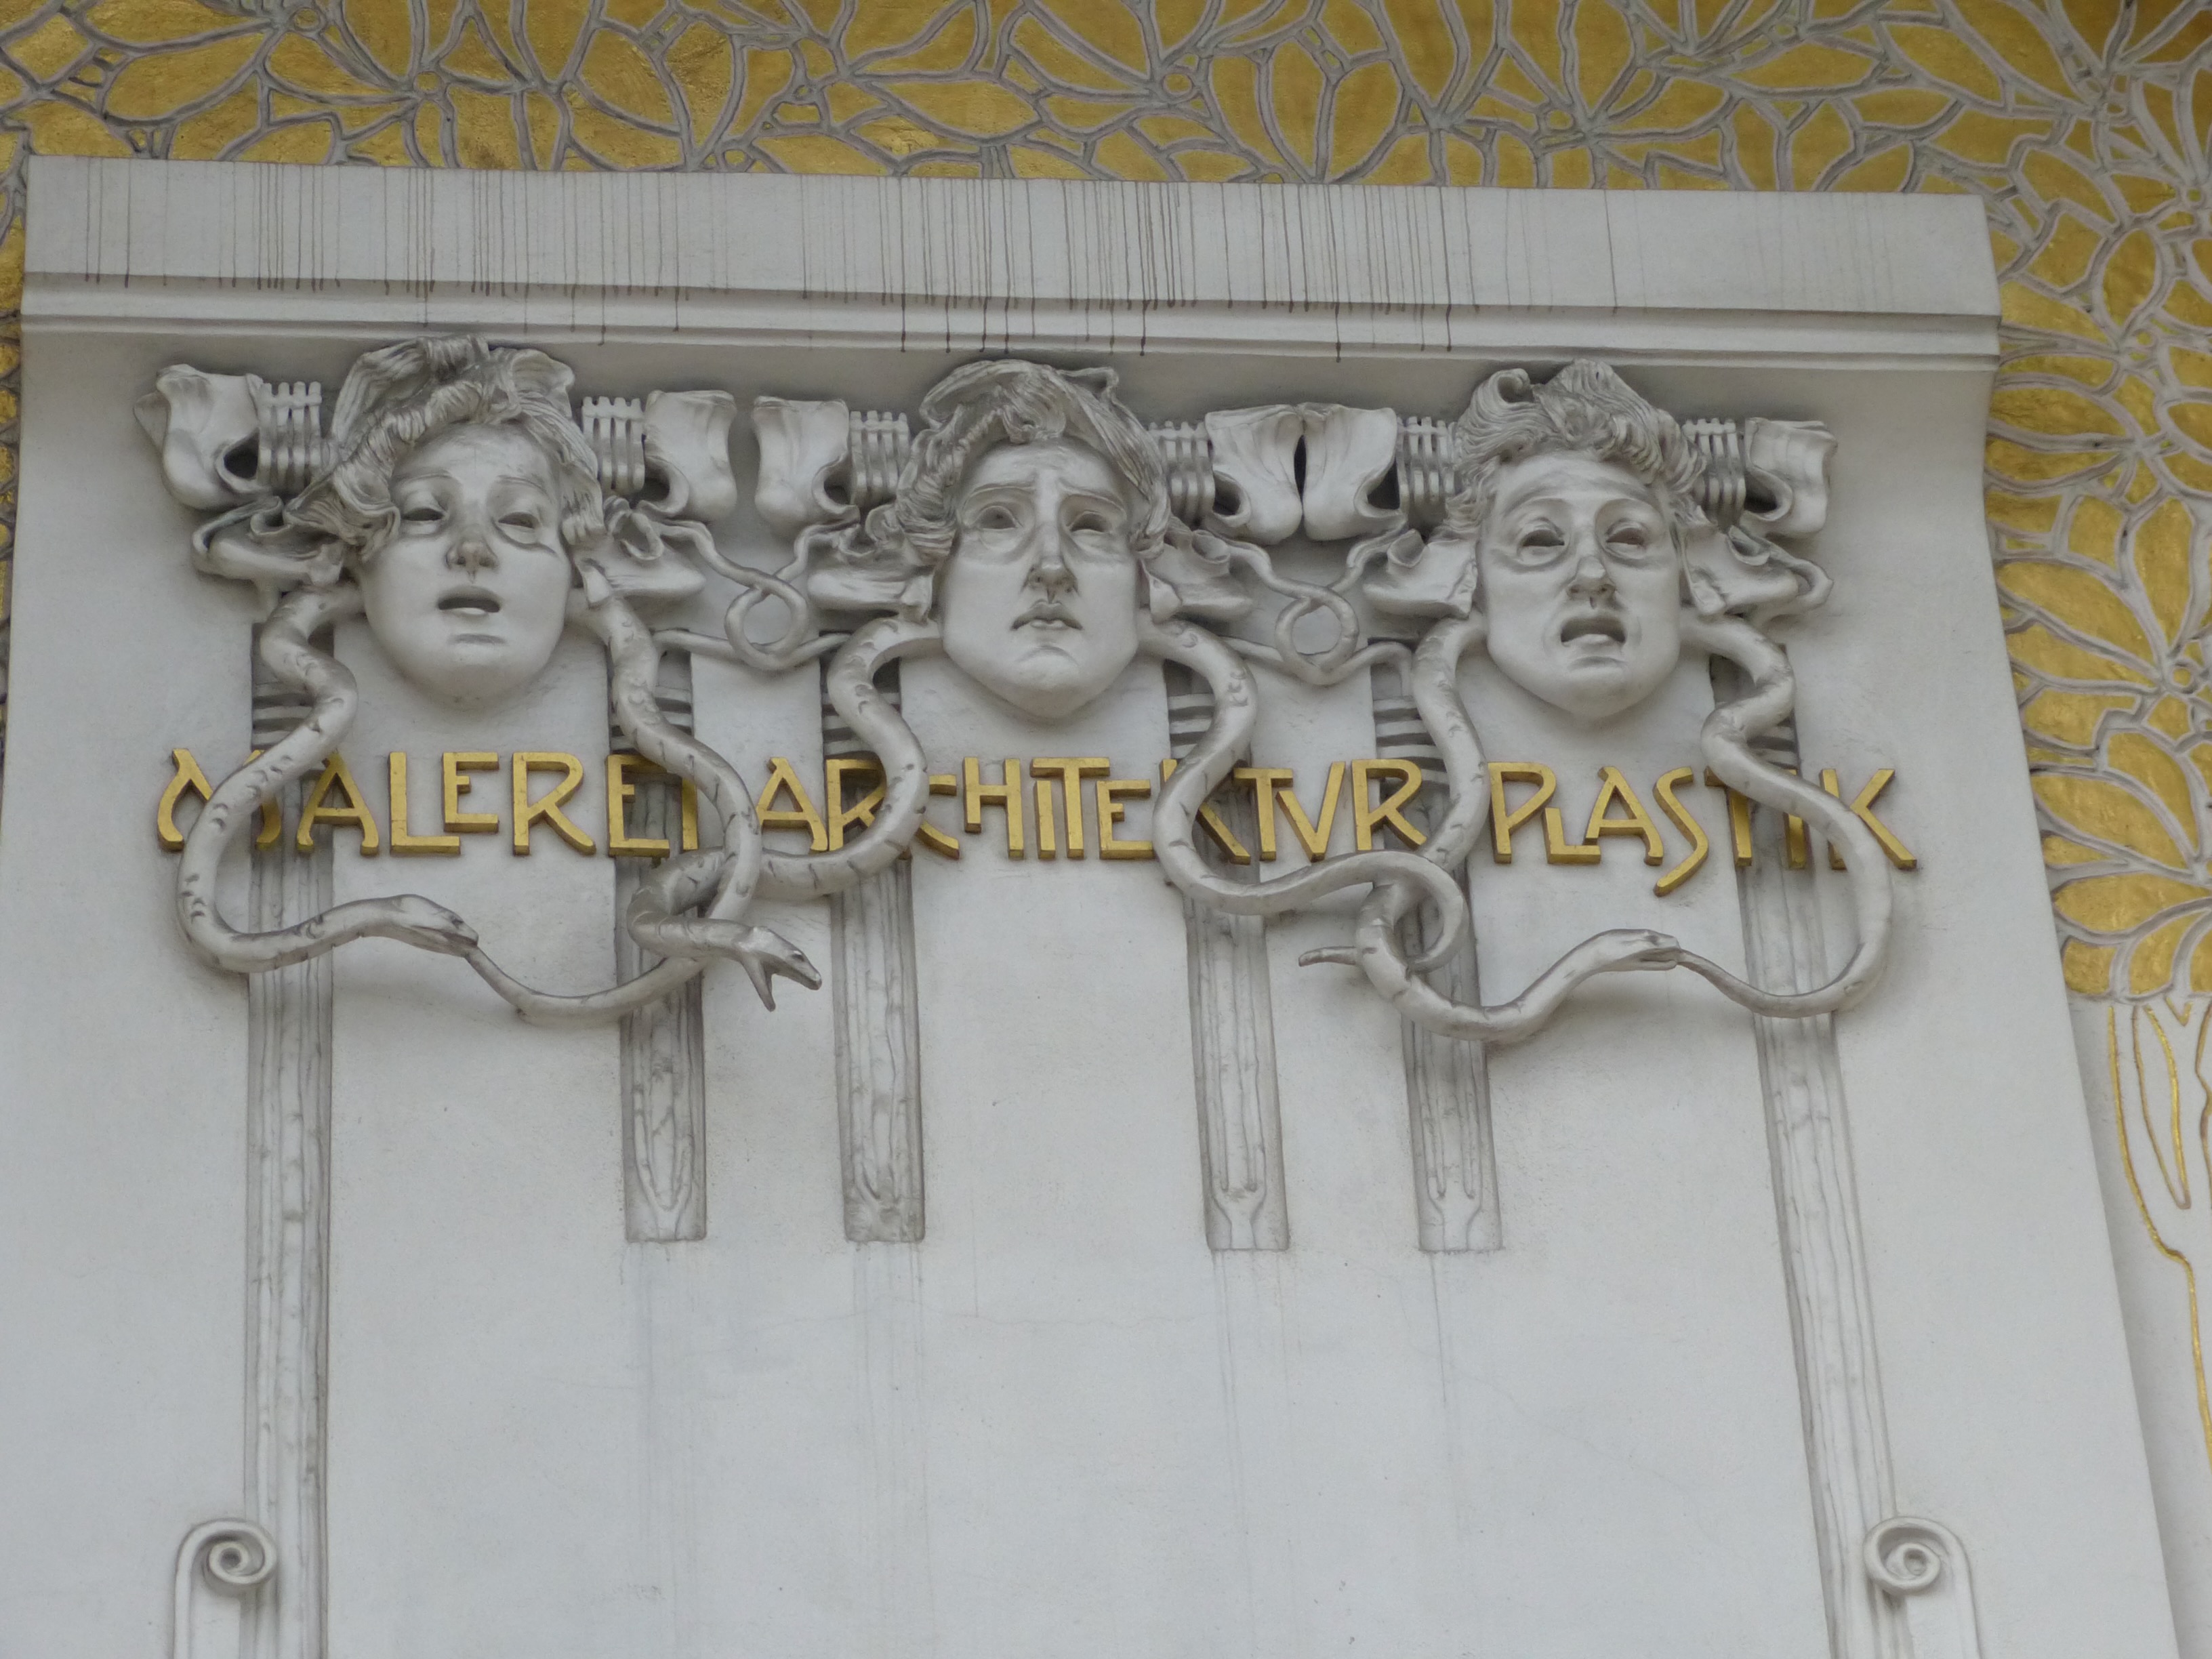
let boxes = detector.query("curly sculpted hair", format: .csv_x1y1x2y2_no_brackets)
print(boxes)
1443,359,1708,541
875,358,1172,570
286,335,606,568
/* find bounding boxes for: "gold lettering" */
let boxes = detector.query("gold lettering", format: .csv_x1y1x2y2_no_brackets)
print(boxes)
1229,769,1327,862
1487,762,1554,863
1232,767,1288,860
1035,776,1059,858
388,752,462,855
1652,767,1709,897
919,773,962,859
297,752,381,855
757,756,827,851
962,757,1025,857
1584,766,1664,865
157,749,281,851
1542,804,1600,864
168,741,1905,881
443,752,501,836
1489,761,1599,863
1279,762,1345,860
605,753,671,859
1096,777,1154,860
1837,767,1917,869
825,758,886,852
1352,759,1425,851
1160,757,1250,864
157,747,213,852
511,753,595,855
1704,769,1755,867
1031,758,1110,858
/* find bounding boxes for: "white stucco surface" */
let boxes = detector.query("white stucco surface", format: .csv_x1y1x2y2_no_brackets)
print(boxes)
0,160,2175,1658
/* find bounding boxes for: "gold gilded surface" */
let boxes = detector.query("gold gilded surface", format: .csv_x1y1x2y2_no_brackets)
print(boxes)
0,0,2202,980
2108,1002,2212,1470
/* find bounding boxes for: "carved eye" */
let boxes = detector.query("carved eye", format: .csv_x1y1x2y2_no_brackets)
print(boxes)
499,511,541,535
1607,524,1649,550
976,506,1017,531
401,506,443,526
1518,525,1564,552
1068,510,1109,535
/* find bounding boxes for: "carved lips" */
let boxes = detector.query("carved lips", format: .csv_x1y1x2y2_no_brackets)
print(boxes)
437,587,502,615
1559,609,1629,647
939,441,1143,721
1014,598,1078,630
1476,453,1685,724
361,424,573,705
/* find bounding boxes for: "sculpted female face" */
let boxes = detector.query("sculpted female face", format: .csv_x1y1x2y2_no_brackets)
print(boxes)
1477,451,1683,722
939,439,1143,720
360,423,575,704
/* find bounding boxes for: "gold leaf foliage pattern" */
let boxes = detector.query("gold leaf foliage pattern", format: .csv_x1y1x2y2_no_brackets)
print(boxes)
0,1,2205,1005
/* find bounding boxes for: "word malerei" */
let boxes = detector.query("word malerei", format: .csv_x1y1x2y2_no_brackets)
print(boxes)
158,748,1915,896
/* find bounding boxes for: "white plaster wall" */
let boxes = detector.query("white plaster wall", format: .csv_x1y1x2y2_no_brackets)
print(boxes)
0,329,262,1656
0,165,2179,1659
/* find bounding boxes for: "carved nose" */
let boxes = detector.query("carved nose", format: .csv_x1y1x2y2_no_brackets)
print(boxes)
450,535,495,579
1566,541,1612,596
1031,529,1076,593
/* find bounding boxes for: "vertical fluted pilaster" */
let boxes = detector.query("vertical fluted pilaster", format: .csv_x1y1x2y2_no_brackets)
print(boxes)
1370,661,1499,1254
242,634,330,1659
1165,661,1288,1252
825,661,926,1244
1719,659,1902,1659
615,653,709,1244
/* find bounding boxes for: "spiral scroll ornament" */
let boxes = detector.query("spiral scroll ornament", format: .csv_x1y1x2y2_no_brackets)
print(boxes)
1864,1515,1986,1659
171,1519,276,1659
1864,1516,1950,1595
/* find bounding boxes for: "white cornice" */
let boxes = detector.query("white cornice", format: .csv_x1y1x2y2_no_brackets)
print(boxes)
24,158,1999,366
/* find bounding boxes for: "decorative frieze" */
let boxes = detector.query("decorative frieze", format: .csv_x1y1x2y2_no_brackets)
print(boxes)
138,342,1902,1269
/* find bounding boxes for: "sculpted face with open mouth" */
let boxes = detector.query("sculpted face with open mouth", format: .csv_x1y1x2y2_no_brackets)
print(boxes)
939,439,1144,721
1476,451,1685,722
360,422,577,705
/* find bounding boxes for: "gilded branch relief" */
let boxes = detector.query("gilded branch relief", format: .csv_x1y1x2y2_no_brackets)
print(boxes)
2108,998,2212,1471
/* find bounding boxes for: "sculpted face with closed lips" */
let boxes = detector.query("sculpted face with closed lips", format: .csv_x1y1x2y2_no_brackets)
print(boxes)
1477,451,1683,722
939,439,1143,720
359,422,575,705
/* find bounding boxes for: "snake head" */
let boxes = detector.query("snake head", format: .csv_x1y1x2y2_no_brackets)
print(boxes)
375,896,479,957
1594,928,1683,972
729,926,822,1010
